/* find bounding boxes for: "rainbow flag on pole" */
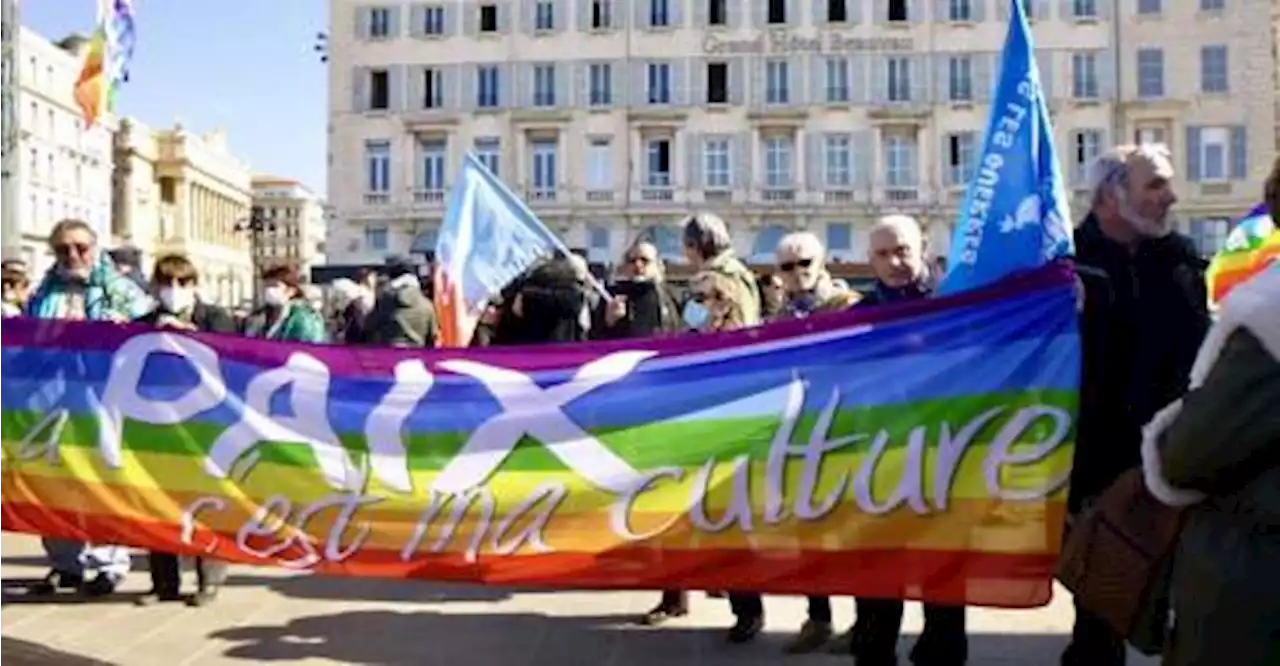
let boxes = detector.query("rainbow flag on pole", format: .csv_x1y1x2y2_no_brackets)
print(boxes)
73,0,136,127
1206,204,1280,308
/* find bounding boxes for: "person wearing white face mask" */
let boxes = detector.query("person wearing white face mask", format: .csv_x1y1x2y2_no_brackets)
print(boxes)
133,254,236,606
252,264,328,343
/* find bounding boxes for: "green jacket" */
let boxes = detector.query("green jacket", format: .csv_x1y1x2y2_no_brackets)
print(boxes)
262,300,328,343
1146,268,1279,666
703,250,761,326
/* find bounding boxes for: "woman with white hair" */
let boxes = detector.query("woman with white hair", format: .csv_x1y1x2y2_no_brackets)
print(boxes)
773,231,860,320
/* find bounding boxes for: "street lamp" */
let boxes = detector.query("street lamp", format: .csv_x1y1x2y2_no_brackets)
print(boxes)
314,32,328,64
234,206,277,302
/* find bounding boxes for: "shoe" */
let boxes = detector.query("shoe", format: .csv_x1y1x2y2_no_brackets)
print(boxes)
785,619,834,654
726,615,764,644
638,601,688,626
81,575,117,598
135,589,183,606
186,588,219,608
828,627,855,654
28,571,82,596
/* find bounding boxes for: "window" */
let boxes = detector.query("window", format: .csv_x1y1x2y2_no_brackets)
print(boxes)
648,62,671,104
533,64,556,106
369,7,392,37
949,56,973,102
1072,52,1099,99
825,57,849,103
826,222,853,258
1189,218,1229,256
587,224,611,262
369,69,390,110
709,0,727,25
884,133,917,187
531,139,557,194
1200,45,1228,93
1198,127,1231,181
420,139,447,191
587,138,612,192
1071,129,1103,183
703,137,731,189
535,0,555,30
887,57,911,102
650,0,669,27
1072,0,1097,18
646,138,672,187
765,59,789,104
888,0,908,21
752,225,788,262
479,4,499,32
423,6,445,34
1137,0,1161,14
1135,126,1166,146
423,67,443,108
364,225,389,251
1200,0,1224,11
365,140,391,193
823,134,852,187
949,0,973,21
477,65,500,107
763,136,793,188
828,0,849,22
707,62,728,104
591,0,612,28
768,0,786,24
1136,48,1164,98
474,137,501,174
945,132,976,185
589,63,612,106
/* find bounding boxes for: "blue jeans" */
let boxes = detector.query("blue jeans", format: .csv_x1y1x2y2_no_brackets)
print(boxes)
42,538,131,582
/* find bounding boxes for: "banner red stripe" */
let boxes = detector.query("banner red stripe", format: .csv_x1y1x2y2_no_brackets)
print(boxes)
2,502,1056,608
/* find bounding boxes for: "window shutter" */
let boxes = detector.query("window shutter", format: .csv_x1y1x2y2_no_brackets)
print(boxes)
1058,0,1073,18
351,67,367,112
972,0,987,20
354,6,369,39
1036,49,1054,98
850,0,865,21
1230,126,1247,180
576,0,590,30
806,132,824,188
1035,0,1052,19
388,65,405,111
733,132,753,188
729,57,746,104
693,0,708,26
553,0,567,31
459,65,476,110
1097,51,1115,99
498,63,513,108
853,130,873,188
611,60,626,106
850,55,868,104
872,56,888,102
726,0,742,27
388,5,403,37
996,0,1010,20
406,66,423,110
669,59,686,105
749,56,765,106
910,55,928,103
634,0,648,28
442,3,458,36
554,64,569,107
810,55,826,103
814,0,829,24
1185,126,1203,182
463,3,478,34
751,0,767,27
933,55,949,102
520,0,534,33
685,132,702,188
934,0,949,21
631,61,647,105
499,0,514,32
1098,0,1113,19
789,55,806,105
691,58,707,106
409,5,425,37
907,0,925,21
669,0,684,26
413,141,425,190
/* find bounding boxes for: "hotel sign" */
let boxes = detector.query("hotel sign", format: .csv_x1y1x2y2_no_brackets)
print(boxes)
703,30,913,55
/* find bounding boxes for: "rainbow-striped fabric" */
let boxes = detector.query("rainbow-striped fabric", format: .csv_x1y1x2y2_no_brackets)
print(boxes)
1207,205,1280,308
73,0,135,127
1,266,1078,608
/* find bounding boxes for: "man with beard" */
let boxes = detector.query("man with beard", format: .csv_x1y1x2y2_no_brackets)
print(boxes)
1062,144,1210,666
597,240,683,339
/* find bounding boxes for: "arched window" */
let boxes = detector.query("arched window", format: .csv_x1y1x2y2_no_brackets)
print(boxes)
410,227,439,256
639,225,684,263
750,224,788,264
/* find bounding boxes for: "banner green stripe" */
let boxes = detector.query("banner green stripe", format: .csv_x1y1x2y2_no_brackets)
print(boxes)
0,390,1075,472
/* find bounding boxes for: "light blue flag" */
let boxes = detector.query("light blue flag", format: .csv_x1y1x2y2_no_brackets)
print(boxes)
435,152,562,317
938,0,1073,295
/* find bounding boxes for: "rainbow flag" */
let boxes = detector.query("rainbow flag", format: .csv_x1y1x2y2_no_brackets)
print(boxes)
0,265,1078,607
1206,204,1280,308
74,0,136,127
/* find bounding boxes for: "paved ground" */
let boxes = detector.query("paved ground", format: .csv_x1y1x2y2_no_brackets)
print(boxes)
0,533,1159,666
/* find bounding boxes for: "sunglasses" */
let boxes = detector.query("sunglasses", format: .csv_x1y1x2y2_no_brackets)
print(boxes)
53,242,92,258
779,258,814,272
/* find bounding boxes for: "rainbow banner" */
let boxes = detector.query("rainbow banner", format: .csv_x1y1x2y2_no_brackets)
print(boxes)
1207,205,1279,308
0,265,1078,608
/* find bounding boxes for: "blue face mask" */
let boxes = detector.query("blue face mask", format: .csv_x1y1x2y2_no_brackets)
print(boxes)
682,300,710,330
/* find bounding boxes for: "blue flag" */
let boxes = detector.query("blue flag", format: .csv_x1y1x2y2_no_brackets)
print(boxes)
938,0,1073,295
433,153,562,345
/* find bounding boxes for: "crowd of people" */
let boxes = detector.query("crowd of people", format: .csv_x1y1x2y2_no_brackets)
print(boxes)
1,143,1276,666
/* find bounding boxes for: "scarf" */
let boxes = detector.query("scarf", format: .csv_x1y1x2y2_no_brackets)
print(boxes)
783,272,846,318
26,253,152,322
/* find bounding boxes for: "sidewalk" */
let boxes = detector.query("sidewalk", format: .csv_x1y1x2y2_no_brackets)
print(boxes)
1,533,1158,665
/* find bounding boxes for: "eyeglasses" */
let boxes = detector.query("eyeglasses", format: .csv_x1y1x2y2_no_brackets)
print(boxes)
779,258,814,273
52,242,92,258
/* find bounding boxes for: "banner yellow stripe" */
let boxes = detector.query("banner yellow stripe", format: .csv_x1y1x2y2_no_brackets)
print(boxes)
3,471,1065,554
2,442,1072,514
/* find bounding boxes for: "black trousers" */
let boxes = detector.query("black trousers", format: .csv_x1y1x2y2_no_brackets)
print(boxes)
727,593,832,623
1061,601,1126,665
851,598,968,666
147,552,227,596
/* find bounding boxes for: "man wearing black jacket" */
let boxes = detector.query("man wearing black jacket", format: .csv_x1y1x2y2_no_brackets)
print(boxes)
1064,144,1210,666
133,254,236,607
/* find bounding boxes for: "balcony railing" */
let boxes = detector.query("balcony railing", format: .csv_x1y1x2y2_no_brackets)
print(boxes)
761,187,796,203
641,187,674,202
823,190,856,205
884,187,919,203
527,187,558,202
413,188,446,204
363,192,391,205
585,190,614,203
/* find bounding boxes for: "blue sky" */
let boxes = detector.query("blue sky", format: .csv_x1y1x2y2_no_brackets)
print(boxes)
24,0,328,194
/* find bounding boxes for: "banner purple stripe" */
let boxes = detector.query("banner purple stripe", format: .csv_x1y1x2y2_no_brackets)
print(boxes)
0,263,1075,376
